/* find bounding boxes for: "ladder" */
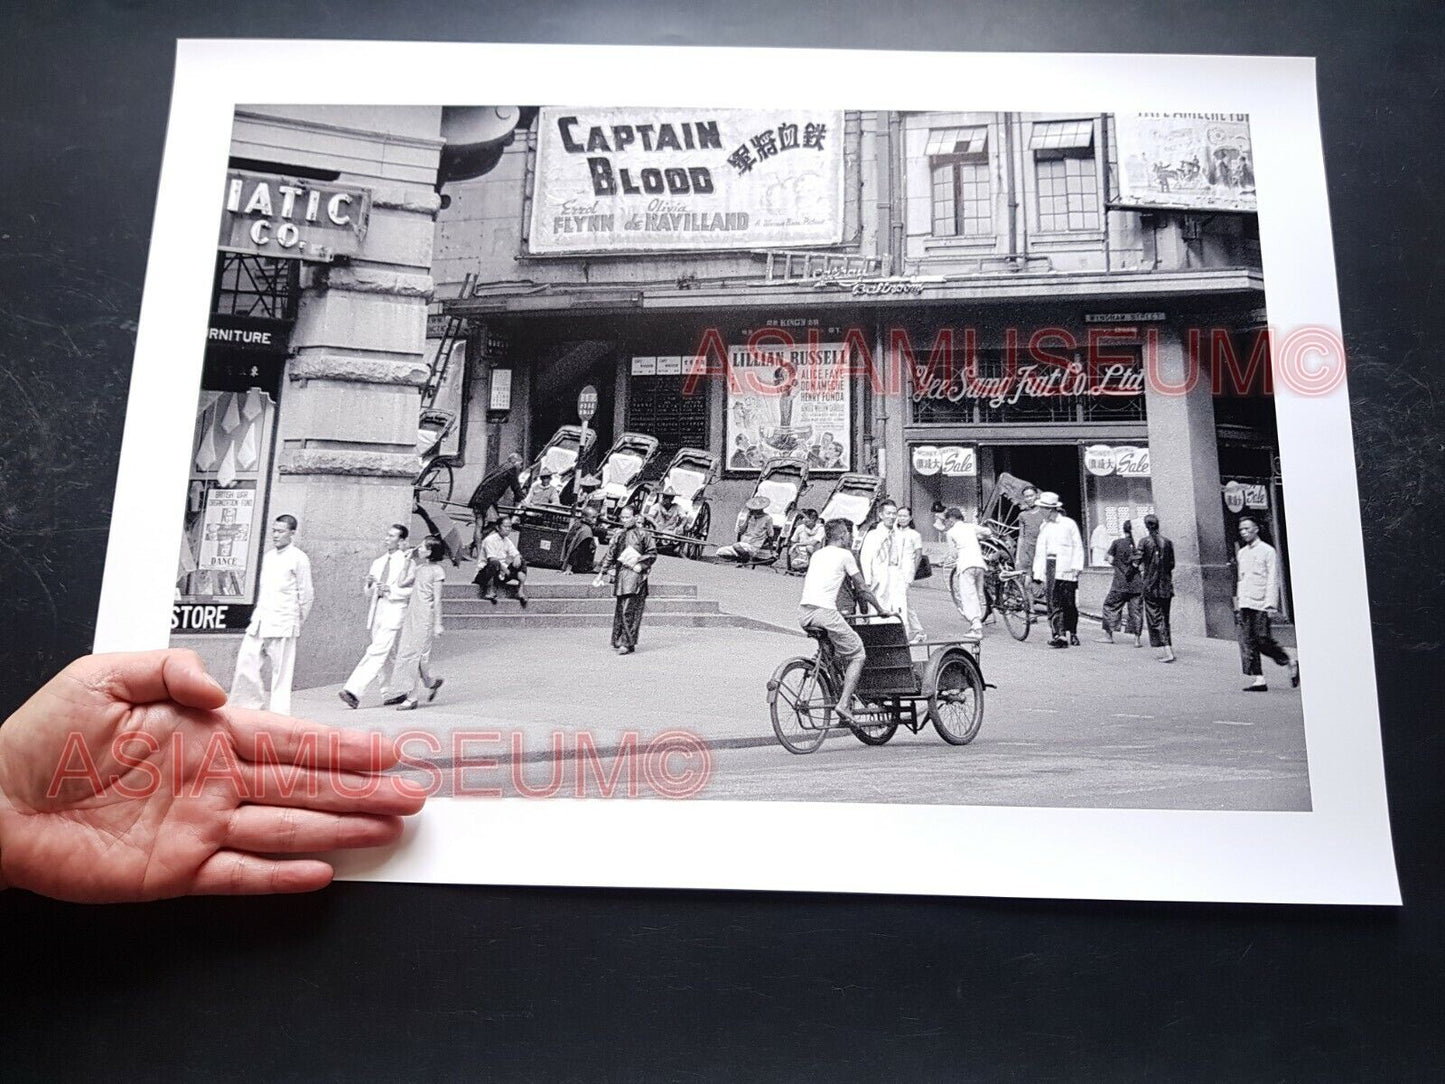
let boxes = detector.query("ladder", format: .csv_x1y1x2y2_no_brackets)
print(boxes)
420,271,477,411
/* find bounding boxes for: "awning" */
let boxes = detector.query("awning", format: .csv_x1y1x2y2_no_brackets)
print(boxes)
925,126,988,157
1028,119,1095,151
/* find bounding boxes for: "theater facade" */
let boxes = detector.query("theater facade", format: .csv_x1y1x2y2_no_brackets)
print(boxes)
433,108,1281,638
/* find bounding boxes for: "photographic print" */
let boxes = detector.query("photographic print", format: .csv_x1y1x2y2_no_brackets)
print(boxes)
97,42,1397,903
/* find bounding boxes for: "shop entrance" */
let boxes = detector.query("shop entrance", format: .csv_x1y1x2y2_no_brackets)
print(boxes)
529,341,617,466
989,444,1080,507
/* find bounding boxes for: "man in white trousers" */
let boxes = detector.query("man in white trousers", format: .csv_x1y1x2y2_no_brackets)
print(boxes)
338,523,414,709
229,514,313,715
939,506,990,639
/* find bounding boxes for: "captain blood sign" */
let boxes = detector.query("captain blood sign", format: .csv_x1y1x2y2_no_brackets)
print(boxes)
530,106,845,253
219,170,372,261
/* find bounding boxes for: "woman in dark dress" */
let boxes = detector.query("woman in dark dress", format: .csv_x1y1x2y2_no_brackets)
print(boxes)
594,506,658,655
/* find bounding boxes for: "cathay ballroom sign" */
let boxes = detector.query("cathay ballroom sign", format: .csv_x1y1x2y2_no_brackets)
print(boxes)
529,107,845,253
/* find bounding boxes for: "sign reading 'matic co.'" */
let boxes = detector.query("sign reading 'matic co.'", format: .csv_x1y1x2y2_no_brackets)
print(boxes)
529,107,846,253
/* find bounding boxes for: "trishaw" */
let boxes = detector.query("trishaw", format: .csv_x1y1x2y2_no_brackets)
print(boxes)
767,614,987,754
637,447,718,560
731,455,811,565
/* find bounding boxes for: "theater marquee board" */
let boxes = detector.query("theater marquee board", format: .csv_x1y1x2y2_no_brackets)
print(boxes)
528,106,846,253
1113,112,1257,213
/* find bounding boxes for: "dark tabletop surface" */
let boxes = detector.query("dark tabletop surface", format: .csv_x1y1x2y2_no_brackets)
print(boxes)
2,2,1442,1079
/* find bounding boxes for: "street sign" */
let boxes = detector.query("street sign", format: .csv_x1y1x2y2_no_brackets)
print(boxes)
578,384,598,421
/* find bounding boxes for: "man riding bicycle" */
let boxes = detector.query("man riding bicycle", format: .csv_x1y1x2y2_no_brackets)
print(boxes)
798,517,891,726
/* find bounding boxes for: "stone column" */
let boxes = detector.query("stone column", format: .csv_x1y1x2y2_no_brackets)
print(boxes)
263,116,444,688
1144,326,1233,638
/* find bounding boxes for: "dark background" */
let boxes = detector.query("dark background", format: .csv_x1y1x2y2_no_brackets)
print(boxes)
2,2,1441,1079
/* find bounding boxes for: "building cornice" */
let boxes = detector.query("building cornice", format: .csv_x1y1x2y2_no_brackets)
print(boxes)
444,267,1264,317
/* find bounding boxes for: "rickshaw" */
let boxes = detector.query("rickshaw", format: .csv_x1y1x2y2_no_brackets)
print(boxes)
766,613,987,754
942,471,1038,641
577,432,662,524
412,408,470,563
637,447,718,560
731,455,811,565
517,424,598,507
815,472,885,550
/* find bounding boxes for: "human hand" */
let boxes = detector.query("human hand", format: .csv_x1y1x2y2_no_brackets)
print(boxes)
0,650,425,902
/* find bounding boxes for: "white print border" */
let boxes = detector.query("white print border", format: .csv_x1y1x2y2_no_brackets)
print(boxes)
96,41,1397,906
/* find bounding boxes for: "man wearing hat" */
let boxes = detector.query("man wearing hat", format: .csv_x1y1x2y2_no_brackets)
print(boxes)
718,495,774,562
522,467,562,507
1031,491,1085,648
646,486,686,553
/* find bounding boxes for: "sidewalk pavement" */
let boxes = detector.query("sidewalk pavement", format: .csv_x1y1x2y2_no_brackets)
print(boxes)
297,553,1303,767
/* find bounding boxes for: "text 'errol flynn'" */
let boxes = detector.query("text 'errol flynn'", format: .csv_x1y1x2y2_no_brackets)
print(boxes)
555,114,723,197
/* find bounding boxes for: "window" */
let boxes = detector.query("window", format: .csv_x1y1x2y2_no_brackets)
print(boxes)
1031,120,1099,232
927,126,992,238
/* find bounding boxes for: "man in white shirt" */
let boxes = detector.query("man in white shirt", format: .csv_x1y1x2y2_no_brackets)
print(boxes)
522,469,562,507
474,515,529,606
229,514,314,715
937,506,990,639
798,518,889,726
1235,517,1298,691
859,499,905,618
1032,491,1084,648
339,523,415,709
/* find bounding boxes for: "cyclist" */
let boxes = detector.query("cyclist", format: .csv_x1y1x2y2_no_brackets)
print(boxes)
798,518,891,725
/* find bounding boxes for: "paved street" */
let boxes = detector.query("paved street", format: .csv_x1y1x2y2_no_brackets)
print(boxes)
291,556,1310,810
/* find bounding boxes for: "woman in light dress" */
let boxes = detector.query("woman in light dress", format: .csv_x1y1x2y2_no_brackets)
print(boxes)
394,538,447,710
895,507,927,643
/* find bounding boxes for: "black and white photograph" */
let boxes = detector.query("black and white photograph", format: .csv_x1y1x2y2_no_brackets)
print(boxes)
93,42,1394,905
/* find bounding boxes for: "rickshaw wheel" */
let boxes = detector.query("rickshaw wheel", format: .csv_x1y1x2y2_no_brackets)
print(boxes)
415,460,454,504
850,706,898,746
768,657,833,755
686,503,711,560
998,575,1033,641
928,653,985,746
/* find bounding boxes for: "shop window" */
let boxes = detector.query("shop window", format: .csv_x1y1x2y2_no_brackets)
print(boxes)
907,444,980,556
1082,445,1154,567
1030,119,1098,232
927,126,992,238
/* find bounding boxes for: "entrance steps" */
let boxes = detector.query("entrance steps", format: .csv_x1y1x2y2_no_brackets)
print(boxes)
440,579,765,631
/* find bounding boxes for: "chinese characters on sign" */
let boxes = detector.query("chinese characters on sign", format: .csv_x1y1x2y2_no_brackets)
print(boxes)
530,107,846,253
726,341,851,472
911,445,978,477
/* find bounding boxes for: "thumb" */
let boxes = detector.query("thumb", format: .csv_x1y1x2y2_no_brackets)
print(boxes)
78,649,229,711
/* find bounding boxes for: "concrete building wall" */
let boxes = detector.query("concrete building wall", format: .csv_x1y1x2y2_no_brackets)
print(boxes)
177,105,445,689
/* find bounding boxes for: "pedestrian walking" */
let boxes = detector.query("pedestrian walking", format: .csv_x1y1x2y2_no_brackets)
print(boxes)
394,538,447,710
894,506,927,643
339,523,414,709
1138,514,1176,663
229,514,313,715
1031,492,1084,648
1097,520,1143,646
1014,484,1046,575
938,506,989,639
595,505,658,655
1235,517,1299,691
